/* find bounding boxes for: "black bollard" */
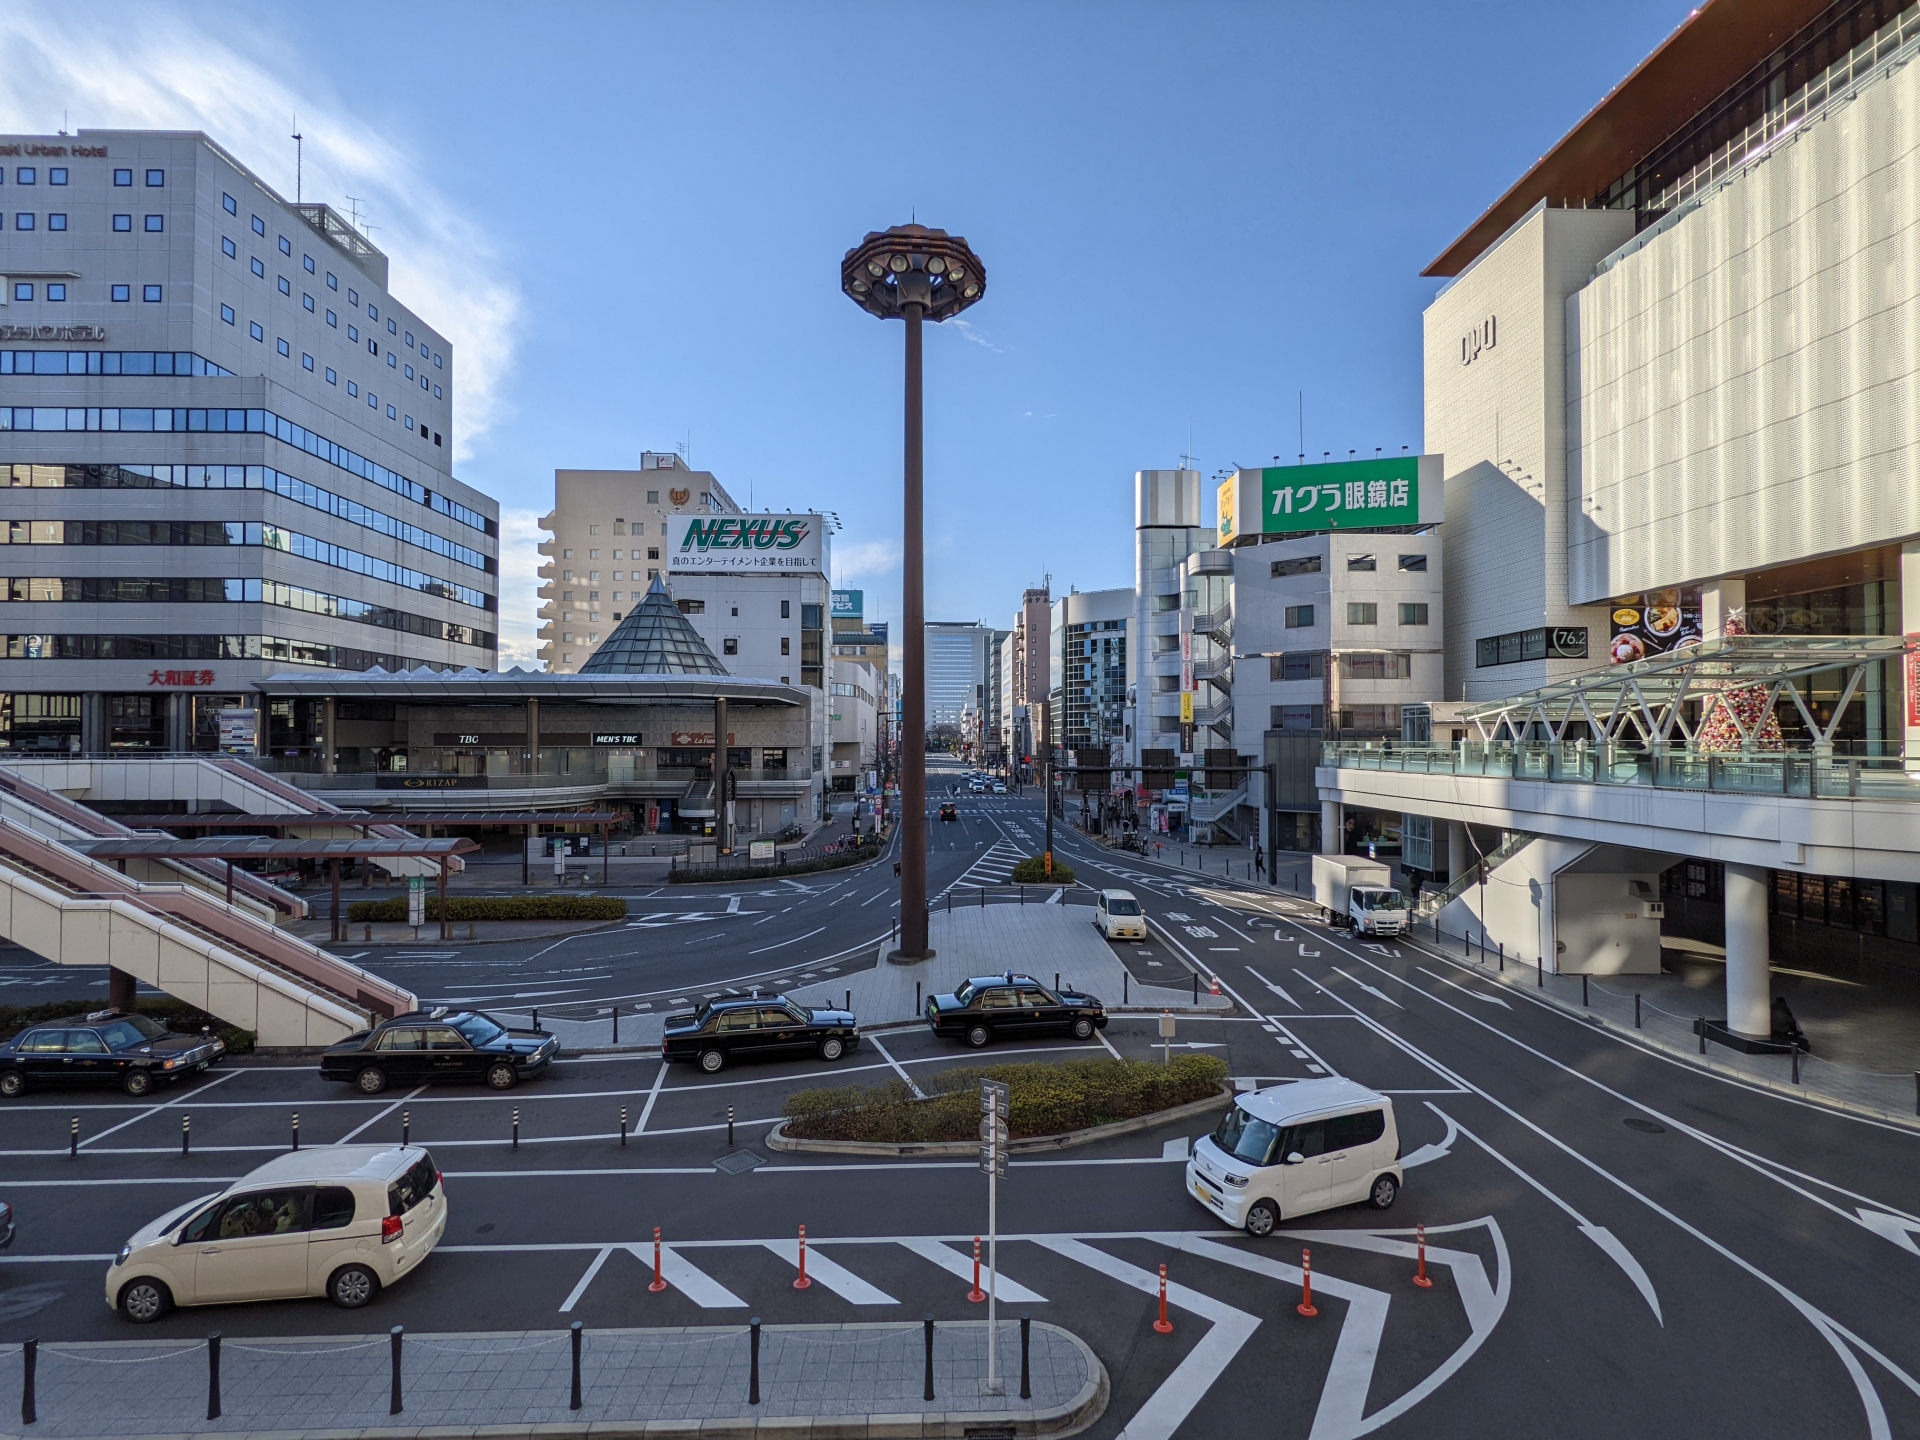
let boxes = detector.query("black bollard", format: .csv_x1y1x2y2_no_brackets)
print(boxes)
1020,1313,1031,1399
1635,993,1642,1029
22,1338,37,1425
207,1332,222,1419
846,989,852,1014
1192,971,1199,1004
923,1314,936,1402
291,1111,300,1151
620,1107,627,1147
570,1321,583,1410
512,1108,520,1151
748,1317,761,1405
1582,974,1589,1007
1054,972,1060,992
532,1008,540,1033
1536,955,1543,989
727,1106,735,1148
1699,1017,1706,1054
916,981,921,1014
1498,943,1504,973
1792,1046,1801,1085
69,1115,78,1158
182,1114,191,1157
389,1326,404,1415
612,1006,619,1045
1123,972,1129,1005
402,1109,411,1146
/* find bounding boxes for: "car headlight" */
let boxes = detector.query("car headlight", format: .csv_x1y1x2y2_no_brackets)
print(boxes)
115,1243,132,1266
1223,1174,1248,1188
161,1059,176,1070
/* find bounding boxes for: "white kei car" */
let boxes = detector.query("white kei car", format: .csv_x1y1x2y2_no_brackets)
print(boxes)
107,1145,446,1322
1092,889,1149,940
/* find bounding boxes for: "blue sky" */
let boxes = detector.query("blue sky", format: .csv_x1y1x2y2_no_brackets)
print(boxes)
1,1,1690,664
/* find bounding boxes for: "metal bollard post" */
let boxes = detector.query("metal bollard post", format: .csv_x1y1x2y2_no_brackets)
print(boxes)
21,1338,36,1425
512,1108,520,1151
916,982,921,1014
1582,974,1589,1007
291,1112,300,1151
69,1115,78,1158
207,1332,222,1419
1123,972,1129,1004
748,1316,762,1405
182,1114,191,1157
612,1006,619,1045
1536,955,1543,989
1792,1047,1801,1085
1054,972,1060,992
389,1325,404,1415
620,1106,627,1147
1192,972,1198,1004
1699,1017,1706,1054
1020,1313,1031,1399
845,989,852,1014
728,1106,735,1147
1497,942,1503,972
1635,993,1642,1029
402,1109,410,1146
532,1008,540,1033
923,1314,935,1402
570,1321,583,1410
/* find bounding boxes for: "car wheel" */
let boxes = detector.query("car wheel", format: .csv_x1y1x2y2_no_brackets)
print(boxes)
355,1066,388,1095
328,1263,381,1309
1367,1175,1399,1210
965,1024,991,1049
0,1069,24,1098
485,1062,518,1090
698,1048,726,1074
1070,1016,1095,1040
1244,1200,1280,1237
118,1277,171,1324
122,1069,153,1098
819,1036,846,1062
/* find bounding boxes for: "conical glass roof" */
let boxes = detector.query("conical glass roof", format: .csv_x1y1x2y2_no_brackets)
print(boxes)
579,576,730,676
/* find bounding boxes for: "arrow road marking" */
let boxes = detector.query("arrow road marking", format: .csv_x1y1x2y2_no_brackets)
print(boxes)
1398,1108,1459,1170
1327,965,1404,1009
1415,966,1511,1008
1245,966,1300,1009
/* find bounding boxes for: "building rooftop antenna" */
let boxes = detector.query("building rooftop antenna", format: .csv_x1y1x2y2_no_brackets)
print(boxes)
291,119,303,204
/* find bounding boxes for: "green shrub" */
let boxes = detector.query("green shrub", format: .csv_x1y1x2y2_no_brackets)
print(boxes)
0,997,254,1054
1009,856,1075,885
783,1054,1226,1142
346,895,627,923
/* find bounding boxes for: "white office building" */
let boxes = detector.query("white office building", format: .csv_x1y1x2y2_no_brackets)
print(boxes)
0,129,496,755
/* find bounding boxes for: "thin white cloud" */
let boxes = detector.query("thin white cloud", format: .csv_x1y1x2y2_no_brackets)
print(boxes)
835,537,903,581
494,508,546,670
0,7,520,462
950,319,1003,352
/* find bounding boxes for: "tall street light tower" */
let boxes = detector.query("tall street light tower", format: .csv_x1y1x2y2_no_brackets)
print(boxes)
842,224,986,962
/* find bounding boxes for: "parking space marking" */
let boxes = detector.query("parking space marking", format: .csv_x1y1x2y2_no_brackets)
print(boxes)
77,1067,237,1150
336,1085,428,1145
895,1236,1047,1303
635,1058,669,1133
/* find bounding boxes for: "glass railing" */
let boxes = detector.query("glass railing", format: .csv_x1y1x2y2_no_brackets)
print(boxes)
1322,741,1920,801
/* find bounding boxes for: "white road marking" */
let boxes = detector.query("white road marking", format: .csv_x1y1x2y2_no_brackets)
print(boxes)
628,1244,747,1307
896,1236,1047,1303
1414,965,1511,1008
558,1245,614,1312
727,896,741,913
634,1058,669,1133
1326,965,1403,1009
1161,1136,1190,1160
335,1085,428,1145
77,1067,237,1149
1396,1108,1459,1170
1039,1237,1260,1440
867,1033,926,1100
747,926,825,955
762,1236,898,1304
1245,966,1299,1009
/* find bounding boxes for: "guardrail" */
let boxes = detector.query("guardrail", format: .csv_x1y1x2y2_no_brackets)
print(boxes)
1324,741,1920,801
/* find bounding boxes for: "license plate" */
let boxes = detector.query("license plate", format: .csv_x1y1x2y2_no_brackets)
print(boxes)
1193,1179,1214,1203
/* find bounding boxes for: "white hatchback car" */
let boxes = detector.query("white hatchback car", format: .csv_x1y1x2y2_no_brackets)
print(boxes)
1092,889,1148,940
107,1145,446,1322
1186,1078,1402,1235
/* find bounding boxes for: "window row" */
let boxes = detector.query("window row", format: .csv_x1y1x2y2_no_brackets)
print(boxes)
12,281,169,302
0,406,492,536
1280,602,1428,628
0,520,493,612
2,464,491,573
1269,552,1430,578
0,350,233,377
1,633,441,671
0,577,495,650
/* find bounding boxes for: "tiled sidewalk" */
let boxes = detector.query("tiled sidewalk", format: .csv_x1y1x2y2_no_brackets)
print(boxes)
2,1320,1102,1439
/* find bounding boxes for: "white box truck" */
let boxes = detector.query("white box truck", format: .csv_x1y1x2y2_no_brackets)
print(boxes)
1312,855,1408,935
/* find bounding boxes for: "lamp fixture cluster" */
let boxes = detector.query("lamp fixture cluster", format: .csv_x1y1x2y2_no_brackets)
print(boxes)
840,224,987,322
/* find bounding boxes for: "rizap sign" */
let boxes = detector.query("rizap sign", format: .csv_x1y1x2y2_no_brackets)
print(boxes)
1219,455,1443,542
669,514,824,573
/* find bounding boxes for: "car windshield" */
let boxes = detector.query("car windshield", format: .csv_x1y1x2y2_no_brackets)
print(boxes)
453,1014,505,1046
1358,890,1405,910
94,1020,160,1049
1107,898,1141,915
1211,1104,1283,1166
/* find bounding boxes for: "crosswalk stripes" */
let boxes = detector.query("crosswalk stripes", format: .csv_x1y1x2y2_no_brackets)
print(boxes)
762,1236,898,1304
896,1236,1048,1303
627,1243,747,1307
953,840,1023,888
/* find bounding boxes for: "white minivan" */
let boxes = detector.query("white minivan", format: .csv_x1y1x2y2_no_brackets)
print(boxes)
107,1145,446,1323
1092,889,1148,940
1186,1078,1402,1235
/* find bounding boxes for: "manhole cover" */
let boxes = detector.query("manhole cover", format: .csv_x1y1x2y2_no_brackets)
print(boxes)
1623,1117,1666,1134
714,1150,765,1174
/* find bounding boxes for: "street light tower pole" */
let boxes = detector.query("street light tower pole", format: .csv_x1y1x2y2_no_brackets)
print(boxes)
843,226,986,963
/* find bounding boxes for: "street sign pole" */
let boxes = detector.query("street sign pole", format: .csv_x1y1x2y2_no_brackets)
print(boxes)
980,1079,1010,1395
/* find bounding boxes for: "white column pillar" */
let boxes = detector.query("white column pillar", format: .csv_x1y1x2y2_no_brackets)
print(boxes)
1902,543,1920,767
1724,862,1771,1037
1447,821,1468,884
1320,800,1343,856
1702,578,1748,640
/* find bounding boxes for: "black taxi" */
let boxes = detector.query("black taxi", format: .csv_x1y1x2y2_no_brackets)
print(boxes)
319,1008,558,1093
925,972,1108,1048
662,993,859,1073
0,1010,226,1098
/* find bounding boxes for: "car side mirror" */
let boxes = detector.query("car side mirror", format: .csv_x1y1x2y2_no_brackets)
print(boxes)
1285,1151,1306,1166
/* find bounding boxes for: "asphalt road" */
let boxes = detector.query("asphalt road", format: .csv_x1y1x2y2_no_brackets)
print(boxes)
3,760,1919,1438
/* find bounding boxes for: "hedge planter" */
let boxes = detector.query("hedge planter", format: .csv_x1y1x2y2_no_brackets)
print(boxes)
1010,856,1076,885
346,895,627,923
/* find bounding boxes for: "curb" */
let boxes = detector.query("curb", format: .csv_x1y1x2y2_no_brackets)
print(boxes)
1409,933,1920,1134
317,917,632,951
766,1083,1234,1156
0,1321,1108,1440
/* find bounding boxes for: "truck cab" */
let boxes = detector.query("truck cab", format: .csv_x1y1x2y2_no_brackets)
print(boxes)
1349,885,1408,936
